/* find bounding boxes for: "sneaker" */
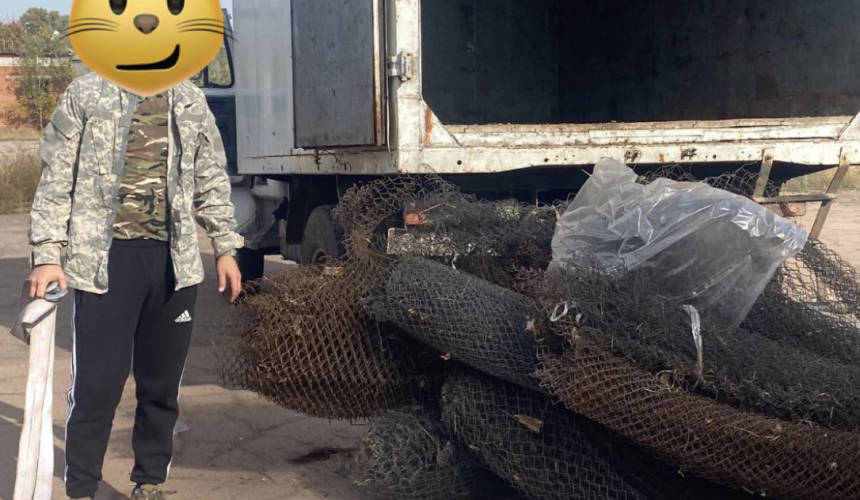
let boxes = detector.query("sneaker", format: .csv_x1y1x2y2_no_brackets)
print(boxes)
131,484,165,500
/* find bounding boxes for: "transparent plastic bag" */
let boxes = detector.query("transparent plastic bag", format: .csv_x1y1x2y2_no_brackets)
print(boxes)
551,158,808,327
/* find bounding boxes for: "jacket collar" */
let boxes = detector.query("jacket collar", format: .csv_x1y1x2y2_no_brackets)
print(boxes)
95,75,198,112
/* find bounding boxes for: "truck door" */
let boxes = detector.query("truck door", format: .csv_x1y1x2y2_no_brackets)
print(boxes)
195,8,238,176
292,0,386,148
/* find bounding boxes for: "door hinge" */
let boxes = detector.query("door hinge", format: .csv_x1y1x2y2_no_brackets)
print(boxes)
388,51,414,82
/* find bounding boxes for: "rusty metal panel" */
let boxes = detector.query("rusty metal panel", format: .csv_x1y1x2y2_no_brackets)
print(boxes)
292,0,379,148
372,0,385,146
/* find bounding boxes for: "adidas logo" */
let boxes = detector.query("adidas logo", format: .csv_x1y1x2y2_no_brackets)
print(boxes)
175,310,193,323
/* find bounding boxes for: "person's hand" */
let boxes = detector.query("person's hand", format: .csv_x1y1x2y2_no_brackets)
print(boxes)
29,264,67,299
217,255,242,303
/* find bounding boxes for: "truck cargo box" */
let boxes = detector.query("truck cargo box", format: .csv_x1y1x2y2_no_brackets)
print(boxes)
231,0,860,180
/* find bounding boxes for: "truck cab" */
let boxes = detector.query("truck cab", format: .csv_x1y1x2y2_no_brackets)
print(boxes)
204,1,860,280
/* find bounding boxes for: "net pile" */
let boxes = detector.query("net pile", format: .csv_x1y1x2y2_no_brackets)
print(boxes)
441,372,647,500
220,263,429,419
220,175,555,419
441,372,751,500
353,411,483,500
220,177,438,419
536,342,860,500
220,170,860,500
532,259,860,431
527,246,860,498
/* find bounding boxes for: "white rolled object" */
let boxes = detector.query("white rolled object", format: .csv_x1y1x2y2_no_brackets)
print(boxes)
11,282,64,500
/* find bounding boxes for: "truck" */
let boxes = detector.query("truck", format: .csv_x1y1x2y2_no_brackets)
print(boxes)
197,0,860,280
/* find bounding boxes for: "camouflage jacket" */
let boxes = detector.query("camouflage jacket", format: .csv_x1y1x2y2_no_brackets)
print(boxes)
29,73,244,294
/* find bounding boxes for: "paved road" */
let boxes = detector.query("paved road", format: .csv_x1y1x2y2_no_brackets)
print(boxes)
0,214,375,500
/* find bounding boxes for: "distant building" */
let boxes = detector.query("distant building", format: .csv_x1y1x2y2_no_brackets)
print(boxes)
0,52,21,126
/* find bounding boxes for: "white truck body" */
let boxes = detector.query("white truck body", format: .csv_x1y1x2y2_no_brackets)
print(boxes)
232,0,860,178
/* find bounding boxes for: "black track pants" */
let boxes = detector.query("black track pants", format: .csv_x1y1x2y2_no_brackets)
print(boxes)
65,239,197,499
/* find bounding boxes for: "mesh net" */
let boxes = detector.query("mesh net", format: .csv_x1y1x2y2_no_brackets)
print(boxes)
335,175,558,276
219,263,432,419
642,165,860,369
365,257,554,391
353,411,485,500
219,171,860,500
440,372,751,500
219,175,555,419
530,256,860,431
441,371,647,500
381,176,559,261
454,242,551,290
743,242,860,366
795,239,860,320
219,177,441,419
536,341,860,500
639,164,780,198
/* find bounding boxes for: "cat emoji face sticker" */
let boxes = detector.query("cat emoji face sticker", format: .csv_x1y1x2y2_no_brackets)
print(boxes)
69,0,226,96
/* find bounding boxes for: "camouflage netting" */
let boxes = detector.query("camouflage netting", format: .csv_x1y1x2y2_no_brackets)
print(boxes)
353,411,486,500
536,341,860,500
440,372,751,500
365,257,554,391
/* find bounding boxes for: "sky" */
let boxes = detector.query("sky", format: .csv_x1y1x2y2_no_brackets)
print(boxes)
1,0,232,20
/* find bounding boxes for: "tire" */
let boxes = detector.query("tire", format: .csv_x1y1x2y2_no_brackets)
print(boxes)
300,205,343,265
237,246,265,282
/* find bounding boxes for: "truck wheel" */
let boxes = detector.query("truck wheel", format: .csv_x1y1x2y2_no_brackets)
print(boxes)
301,205,343,265
237,246,265,282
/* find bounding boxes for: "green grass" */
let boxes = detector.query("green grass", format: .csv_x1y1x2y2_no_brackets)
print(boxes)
785,167,860,193
0,149,41,214
0,127,40,141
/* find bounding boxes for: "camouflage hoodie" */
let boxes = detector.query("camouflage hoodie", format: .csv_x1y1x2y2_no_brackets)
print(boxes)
29,73,244,294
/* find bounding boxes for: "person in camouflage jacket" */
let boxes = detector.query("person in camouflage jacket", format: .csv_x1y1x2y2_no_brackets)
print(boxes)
27,72,244,500
29,72,244,295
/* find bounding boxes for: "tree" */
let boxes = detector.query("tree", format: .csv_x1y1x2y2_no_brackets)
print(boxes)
11,9,74,129
1,7,72,54
0,21,26,53
21,8,69,41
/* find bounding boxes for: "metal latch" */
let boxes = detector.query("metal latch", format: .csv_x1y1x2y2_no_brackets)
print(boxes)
388,51,414,82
